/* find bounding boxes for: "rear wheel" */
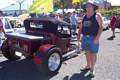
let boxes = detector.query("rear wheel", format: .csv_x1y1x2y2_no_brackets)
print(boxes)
37,47,62,75
1,41,20,61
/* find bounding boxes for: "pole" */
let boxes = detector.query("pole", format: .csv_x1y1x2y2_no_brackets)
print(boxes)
19,2,22,15
14,0,26,15
62,1,65,16
60,0,65,17
104,0,107,9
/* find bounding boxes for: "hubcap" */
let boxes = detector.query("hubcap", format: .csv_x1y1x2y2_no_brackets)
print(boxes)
48,52,61,71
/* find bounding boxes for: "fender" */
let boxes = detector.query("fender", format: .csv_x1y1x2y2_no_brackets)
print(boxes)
33,44,55,64
38,44,55,54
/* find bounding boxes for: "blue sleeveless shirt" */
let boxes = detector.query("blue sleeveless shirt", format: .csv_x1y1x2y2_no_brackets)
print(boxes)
82,13,99,36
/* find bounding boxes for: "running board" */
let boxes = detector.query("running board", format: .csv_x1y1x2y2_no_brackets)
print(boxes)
62,50,78,59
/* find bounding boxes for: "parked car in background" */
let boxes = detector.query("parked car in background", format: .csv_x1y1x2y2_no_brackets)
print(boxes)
102,17,110,31
115,16,120,29
0,17,25,47
7,17,25,33
8,17,24,28
0,16,25,33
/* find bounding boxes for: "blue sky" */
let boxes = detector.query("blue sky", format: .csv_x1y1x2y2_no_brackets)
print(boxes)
0,0,120,9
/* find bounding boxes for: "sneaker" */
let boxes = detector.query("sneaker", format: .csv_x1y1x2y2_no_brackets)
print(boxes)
87,70,95,78
107,36,115,40
107,37,114,40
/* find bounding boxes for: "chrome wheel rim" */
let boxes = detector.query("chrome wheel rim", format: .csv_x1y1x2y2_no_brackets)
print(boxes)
48,52,61,71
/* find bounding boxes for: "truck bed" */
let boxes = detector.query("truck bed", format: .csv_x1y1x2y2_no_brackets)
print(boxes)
5,33,50,54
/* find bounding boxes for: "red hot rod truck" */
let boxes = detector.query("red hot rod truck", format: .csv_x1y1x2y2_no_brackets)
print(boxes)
1,17,80,75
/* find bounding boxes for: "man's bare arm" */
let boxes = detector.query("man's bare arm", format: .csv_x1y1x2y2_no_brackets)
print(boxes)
95,13,103,41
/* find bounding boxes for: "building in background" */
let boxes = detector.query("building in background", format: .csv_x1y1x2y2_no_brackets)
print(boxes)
1,0,34,16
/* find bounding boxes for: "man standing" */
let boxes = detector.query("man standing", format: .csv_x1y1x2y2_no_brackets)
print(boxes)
70,11,78,35
77,0,103,78
107,15,117,40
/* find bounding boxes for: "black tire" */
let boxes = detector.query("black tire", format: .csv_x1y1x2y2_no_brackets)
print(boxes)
1,41,20,61
37,47,62,75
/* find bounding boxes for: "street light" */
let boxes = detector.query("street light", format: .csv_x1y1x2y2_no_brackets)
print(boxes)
14,0,26,15
104,0,107,9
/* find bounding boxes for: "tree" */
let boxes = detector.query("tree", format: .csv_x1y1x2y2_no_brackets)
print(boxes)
14,0,26,15
29,0,53,14
72,0,87,9
54,0,60,10
80,0,87,4
50,0,88,9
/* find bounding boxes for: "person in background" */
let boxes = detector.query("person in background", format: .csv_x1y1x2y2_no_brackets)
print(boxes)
0,10,4,46
107,15,117,40
63,12,71,23
0,10,3,32
70,11,78,35
77,0,103,78
55,13,60,20
58,14,64,21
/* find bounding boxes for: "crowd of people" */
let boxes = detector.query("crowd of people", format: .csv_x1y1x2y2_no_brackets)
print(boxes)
55,12,79,35
47,11,83,35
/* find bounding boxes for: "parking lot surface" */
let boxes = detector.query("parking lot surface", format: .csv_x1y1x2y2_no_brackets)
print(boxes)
0,29,120,80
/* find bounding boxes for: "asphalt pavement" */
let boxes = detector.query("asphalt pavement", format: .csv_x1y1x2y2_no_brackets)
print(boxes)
0,29,120,80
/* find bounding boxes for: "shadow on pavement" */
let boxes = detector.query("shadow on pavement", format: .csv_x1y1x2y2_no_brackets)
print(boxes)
63,71,92,80
115,32,120,33
0,59,55,80
117,44,120,46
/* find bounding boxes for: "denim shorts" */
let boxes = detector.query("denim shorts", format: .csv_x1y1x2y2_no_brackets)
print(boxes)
81,35,99,53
